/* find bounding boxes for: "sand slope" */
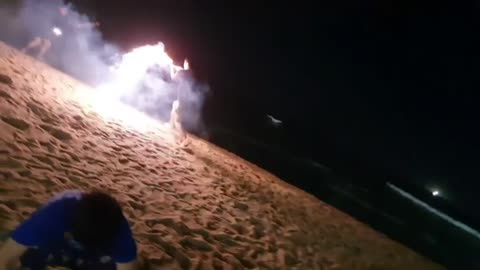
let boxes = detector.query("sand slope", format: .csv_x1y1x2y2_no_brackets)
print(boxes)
0,42,444,270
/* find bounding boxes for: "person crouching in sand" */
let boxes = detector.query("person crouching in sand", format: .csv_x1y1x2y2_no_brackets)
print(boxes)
0,190,138,270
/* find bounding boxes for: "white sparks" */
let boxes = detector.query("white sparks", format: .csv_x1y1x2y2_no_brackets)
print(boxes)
97,42,186,99
87,42,188,131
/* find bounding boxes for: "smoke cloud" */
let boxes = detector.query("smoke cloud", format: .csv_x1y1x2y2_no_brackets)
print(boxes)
0,0,208,135
0,0,116,84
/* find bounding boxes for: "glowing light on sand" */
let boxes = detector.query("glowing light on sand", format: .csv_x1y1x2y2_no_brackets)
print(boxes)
73,84,161,133
90,91,160,131
52,27,63,36
87,42,188,131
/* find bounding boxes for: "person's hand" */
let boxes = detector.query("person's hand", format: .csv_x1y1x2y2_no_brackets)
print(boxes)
0,238,28,270
47,266,71,270
75,22,100,29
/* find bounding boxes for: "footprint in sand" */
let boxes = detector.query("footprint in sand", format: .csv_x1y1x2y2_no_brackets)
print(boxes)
61,150,80,162
0,157,24,169
1,116,30,131
40,124,73,141
179,236,213,252
233,201,249,212
0,200,17,211
111,145,124,153
230,223,248,235
148,238,191,270
0,88,13,99
0,74,13,85
18,169,32,177
20,138,39,149
181,147,194,155
127,200,146,212
253,224,266,239
39,140,56,152
145,218,192,236
213,234,240,247
33,155,55,167
27,100,49,117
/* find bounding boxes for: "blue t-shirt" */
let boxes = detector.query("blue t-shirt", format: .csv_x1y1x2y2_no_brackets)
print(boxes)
11,191,137,264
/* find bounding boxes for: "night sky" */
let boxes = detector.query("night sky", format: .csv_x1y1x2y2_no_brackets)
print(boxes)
73,1,479,223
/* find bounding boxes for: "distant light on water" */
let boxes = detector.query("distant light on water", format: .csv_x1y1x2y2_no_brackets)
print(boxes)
387,182,480,240
432,190,440,196
267,114,283,127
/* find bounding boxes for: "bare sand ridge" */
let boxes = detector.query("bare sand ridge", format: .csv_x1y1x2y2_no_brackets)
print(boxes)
0,41,444,270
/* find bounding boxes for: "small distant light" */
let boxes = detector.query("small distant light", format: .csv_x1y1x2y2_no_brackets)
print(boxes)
267,114,283,127
432,190,439,196
52,27,63,36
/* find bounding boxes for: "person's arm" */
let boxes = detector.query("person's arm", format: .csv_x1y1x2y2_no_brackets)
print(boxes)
75,21,100,29
0,238,28,270
2,197,65,270
112,221,138,270
116,260,137,270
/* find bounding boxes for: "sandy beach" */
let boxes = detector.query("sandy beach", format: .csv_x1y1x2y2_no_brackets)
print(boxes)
0,41,444,270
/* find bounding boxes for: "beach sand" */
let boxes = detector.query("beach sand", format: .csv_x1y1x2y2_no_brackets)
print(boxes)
0,41,444,270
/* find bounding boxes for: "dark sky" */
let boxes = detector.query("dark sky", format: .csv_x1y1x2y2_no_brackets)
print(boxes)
75,0,479,221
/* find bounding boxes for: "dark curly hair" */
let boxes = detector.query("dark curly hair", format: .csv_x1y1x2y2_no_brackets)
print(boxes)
71,191,125,251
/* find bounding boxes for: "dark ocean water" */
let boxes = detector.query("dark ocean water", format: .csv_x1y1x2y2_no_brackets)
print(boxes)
207,128,480,269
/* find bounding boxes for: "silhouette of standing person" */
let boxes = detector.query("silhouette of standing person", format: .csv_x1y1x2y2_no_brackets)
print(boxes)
170,61,191,146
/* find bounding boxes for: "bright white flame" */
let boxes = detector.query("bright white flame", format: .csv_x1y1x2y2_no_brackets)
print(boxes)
52,27,63,36
97,42,186,98
90,42,188,131
432,190,440,196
